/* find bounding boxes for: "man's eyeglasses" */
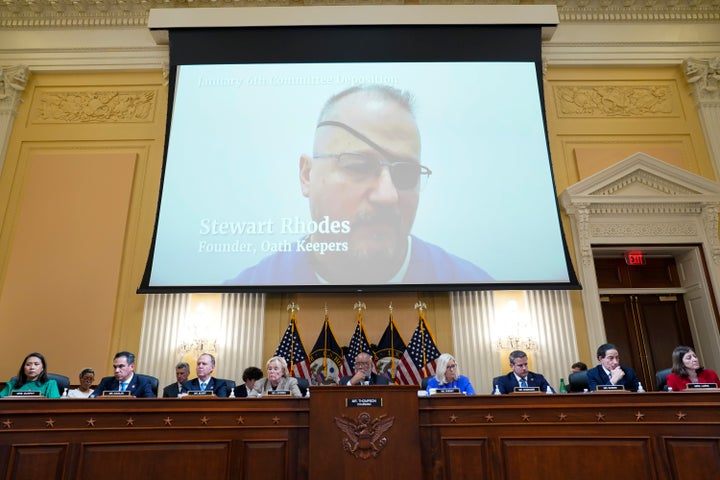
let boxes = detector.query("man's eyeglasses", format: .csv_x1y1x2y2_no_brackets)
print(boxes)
315,120,432,191
314,152,432,191
354,361,372,367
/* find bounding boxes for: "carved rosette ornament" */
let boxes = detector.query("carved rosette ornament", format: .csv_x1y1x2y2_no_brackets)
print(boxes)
334,412,395,459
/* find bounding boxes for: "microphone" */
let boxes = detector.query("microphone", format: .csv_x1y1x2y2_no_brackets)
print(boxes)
364,374,371,385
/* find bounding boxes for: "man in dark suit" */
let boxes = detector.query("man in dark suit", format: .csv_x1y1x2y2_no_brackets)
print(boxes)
162,361,190,398
90,351,156,398
586,343,640,391
492,350,555,394
340,352,390,386
182,353,229,397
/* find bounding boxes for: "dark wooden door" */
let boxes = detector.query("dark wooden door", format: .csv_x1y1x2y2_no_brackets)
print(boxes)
596,256,694,390
600,294,693,390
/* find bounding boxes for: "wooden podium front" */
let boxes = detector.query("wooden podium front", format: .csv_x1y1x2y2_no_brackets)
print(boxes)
308,385,421,479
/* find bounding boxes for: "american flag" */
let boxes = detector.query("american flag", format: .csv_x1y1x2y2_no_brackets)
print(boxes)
274,314,312,380
374,311,406,383
339,318,375,379
395,312,441,385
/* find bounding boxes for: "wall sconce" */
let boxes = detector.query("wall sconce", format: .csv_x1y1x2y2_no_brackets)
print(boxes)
177,300,219,358
494,298,539,352
496,335,538,352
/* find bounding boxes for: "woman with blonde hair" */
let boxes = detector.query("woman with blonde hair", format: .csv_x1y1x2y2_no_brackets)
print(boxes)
248,356,302,397
425,353,475,395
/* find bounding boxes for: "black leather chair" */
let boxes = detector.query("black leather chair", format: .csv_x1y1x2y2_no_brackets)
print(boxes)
568,370,589,392
295,377,309,397
655,368,672,391
137,374,159,396
216,378,236,393
48,373,71,393
421,376,431,391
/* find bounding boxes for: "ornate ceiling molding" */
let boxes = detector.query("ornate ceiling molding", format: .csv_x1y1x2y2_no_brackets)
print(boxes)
0,1,718,29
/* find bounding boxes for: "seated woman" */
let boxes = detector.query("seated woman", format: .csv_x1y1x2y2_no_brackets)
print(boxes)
0,352,61,398
666,346,720,391
426,353,475,395
234,366,263,398
248,356,302,397
68,368,95,398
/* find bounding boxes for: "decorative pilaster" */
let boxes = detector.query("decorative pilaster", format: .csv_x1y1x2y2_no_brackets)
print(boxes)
684,57,720,180
0,65,29,174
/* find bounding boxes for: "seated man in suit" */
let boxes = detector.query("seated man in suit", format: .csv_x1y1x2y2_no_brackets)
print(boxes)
162,361,190,398
586,343,640,392
182,353,229,397
339,352,390,386
493,350,554,394
90,351,156,398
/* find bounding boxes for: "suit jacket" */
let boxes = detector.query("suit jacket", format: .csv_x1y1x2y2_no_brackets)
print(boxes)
586,364,639,392
249,376,302,397
162,382,187,398
493,371,554,394
90,374,156,398
182,377,229,398
339,372,391,386
233,384,250,398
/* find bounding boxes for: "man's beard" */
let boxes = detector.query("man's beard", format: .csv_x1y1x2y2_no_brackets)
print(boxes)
348,208,405,259
311,208,409,283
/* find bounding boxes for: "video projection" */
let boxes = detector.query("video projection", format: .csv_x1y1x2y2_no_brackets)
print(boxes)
140,21,579,293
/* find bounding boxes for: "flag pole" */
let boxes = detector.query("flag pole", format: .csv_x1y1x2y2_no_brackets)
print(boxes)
353,300,367,350
322,304,329,377
415,301,427,378
389,303,396,381
287,302,300,375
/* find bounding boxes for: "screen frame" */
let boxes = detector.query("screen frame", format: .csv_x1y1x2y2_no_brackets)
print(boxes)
139,6,579,294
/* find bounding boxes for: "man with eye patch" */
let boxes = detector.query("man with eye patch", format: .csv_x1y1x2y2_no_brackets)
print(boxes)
227,84,492,285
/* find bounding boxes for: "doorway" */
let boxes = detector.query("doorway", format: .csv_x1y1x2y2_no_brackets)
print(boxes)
595,255,695,390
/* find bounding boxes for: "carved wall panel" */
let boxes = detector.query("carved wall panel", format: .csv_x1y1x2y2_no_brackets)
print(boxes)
31,89,158,124
553,84,675,118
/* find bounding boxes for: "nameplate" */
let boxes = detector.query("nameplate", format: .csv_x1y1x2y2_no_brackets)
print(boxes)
431,388,462,395
267,390,291,396
102,390,131,396
687,382,718,389
10,390,41,397
513,386,540,393
346,398,382,407
596,385,625,391
186,390,214,396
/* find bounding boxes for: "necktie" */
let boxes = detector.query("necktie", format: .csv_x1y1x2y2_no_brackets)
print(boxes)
201,381,207,391
120,382,127,391
608,373,613,384
520,377,528,388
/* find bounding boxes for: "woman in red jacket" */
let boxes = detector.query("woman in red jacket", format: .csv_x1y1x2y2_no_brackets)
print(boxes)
666,346,720,391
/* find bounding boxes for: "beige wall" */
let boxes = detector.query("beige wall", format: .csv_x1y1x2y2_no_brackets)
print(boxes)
0,71,167,380
543,64,714,365
0,63,714,381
